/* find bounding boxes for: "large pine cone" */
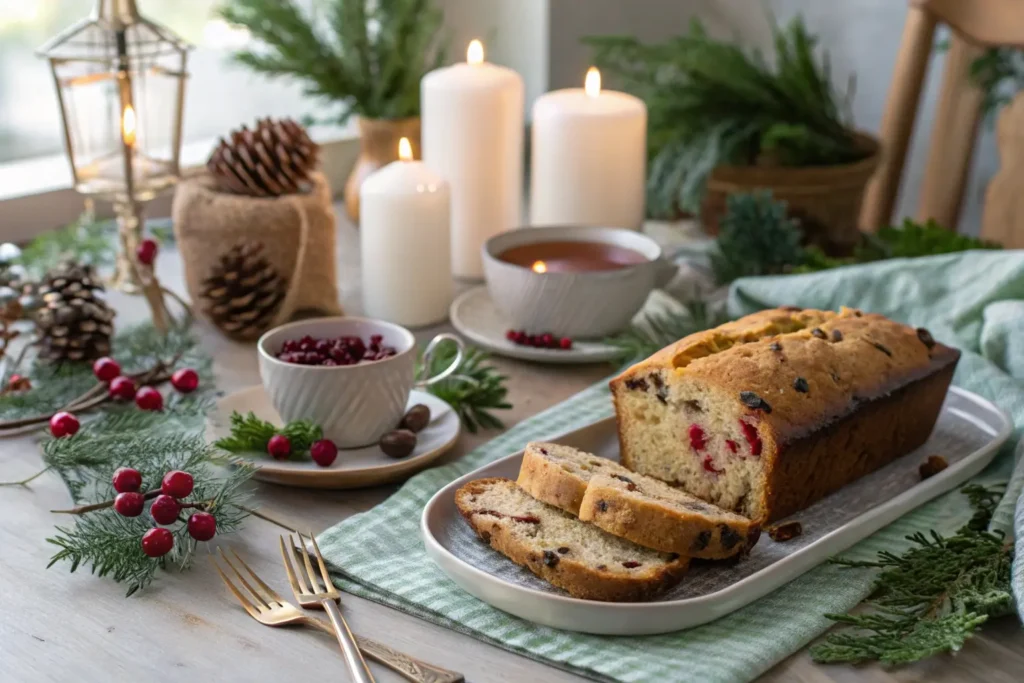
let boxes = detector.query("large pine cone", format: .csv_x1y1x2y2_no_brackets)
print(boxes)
34,261,115,363
207,118,319,198
200,243,287,341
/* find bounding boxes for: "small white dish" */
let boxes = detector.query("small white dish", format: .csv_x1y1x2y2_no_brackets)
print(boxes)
208,385,460,489
449,287,622,364
258,316,462,448
422,386,1011,635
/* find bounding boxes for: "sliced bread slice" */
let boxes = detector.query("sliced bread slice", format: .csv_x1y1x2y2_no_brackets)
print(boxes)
456,478,689,602
517,442,760,560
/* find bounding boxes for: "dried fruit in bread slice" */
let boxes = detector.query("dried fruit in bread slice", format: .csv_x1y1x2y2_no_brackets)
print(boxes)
579,473,761,559
455,478,689,602
517,442,759,559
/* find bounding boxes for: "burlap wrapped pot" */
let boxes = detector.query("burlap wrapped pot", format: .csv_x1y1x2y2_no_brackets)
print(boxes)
172,171,342,341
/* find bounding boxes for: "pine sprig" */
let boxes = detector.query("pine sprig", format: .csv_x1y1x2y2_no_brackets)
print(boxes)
811,484,1014,665
214,412,323,458
420,345,511,433
219,0,448,123
604,300,730,366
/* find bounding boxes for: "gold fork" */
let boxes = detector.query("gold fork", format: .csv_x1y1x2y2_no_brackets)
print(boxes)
213,548,463,683
280,532,375,683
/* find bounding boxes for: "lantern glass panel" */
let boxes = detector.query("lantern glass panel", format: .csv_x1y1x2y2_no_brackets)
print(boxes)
47,20,187,202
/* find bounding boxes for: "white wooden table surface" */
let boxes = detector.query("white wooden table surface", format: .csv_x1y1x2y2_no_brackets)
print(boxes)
1,215,1021,683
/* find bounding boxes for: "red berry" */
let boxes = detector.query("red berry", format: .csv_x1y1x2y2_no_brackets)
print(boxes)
702,455,723,475
739,420,762,457
49,411,80,438
187,512,217,541
92,357,121,382
161,470,194,499
505,329,517,341
109,376,137,401
135,386,163,411
310,439,338,467
541,333,555,348
559,337,573,350
725,439,739,454
171,368,199,393
149,494,181,525
136,238,158,266
114,491,145,517
267,434,291,460
141,528,174,557
688,424,707,451
112,467,142,493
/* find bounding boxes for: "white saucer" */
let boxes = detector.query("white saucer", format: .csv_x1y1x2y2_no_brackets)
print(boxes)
449,287,622,364
207,386,460,489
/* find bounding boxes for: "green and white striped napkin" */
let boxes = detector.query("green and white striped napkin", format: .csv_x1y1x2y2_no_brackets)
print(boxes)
318,251,1024,683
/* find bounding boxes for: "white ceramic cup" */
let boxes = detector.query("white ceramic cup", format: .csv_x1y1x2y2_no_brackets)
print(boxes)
482,226,675,338
257,317,464,449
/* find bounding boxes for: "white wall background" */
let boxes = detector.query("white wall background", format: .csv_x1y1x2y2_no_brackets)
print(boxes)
438,0,1000,234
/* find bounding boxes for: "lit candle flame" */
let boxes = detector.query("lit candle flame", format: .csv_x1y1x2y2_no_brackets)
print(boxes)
467,39,484,65
585,67,601,98
398,137,413,161
532,260,547,274
121,104,137,146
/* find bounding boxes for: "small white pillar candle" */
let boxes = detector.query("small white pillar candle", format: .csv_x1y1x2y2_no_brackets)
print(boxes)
422,40,525,279
360,138,453,327
531,67,647,229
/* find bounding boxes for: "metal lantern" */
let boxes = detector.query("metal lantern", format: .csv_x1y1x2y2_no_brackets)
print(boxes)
38,0,191,297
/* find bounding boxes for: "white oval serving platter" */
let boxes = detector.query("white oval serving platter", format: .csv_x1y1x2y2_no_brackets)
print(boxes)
422,386,1011,635
208,386,460,489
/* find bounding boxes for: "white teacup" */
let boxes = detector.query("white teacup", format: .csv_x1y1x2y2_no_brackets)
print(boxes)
257,317,463,449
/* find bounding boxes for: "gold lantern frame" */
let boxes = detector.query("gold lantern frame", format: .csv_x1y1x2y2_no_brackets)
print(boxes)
38,0,192,331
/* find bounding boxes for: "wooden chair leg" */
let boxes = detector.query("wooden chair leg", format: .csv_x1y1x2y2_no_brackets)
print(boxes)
859,6,939,232
981,92,1024,247
916,33,986,229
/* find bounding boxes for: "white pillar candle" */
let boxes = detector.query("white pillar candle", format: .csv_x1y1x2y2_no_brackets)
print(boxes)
531,67,647,229
360,138,452,327
422,40,525,279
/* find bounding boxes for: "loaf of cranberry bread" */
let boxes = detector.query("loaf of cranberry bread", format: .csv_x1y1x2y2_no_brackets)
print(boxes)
610,307,959,523
517,442,760,559
456,478,689,601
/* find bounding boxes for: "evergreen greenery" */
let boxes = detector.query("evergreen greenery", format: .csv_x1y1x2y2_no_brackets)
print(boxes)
214,412,323,459
586,16,864,218
709,191,804,284
419,344,511,432
811,484,1014,665
219,0,448,124
605,300,729,366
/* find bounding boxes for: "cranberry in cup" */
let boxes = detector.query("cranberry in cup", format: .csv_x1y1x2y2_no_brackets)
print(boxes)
274,334,397,367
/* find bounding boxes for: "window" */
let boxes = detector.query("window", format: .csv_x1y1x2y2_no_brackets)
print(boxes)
0,0,323,166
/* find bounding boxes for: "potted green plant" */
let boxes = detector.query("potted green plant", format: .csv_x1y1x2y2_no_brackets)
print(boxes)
219,0,448,223
586,16,878,254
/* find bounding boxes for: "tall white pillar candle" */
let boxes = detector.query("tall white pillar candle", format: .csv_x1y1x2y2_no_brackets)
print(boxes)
360,138,452,327
531,68,647,229
422,40,524,279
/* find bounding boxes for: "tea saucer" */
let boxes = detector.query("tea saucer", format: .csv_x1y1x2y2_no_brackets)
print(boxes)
449,287,622,364
207,386,460,489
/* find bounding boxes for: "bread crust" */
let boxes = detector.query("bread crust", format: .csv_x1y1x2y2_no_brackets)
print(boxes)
579,475,761,559
610,307,960,523
518,443,759,559
455,478,689,602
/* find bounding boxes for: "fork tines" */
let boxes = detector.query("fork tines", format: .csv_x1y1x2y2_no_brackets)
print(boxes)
213,547,287,615
280,531,339,599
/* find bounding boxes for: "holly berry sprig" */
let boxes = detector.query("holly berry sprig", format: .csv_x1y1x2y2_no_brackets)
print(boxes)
214,411,338,467
53,467,218,558
2,355,201,438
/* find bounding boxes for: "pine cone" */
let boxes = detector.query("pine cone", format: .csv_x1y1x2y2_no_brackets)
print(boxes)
207,118,319,198
34,261,116,363
200,243,287,341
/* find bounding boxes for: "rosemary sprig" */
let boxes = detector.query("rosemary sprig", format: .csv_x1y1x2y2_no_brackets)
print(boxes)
420,344,511,433
214,411,323,458
811,484,1014,665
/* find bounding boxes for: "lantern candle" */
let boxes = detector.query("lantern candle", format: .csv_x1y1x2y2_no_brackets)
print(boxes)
421,40,524,279
360,138,453,327
530,67,647,230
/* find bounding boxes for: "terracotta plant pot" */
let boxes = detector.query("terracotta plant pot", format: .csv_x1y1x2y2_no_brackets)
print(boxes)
344,117,422,225
701,132,881,255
